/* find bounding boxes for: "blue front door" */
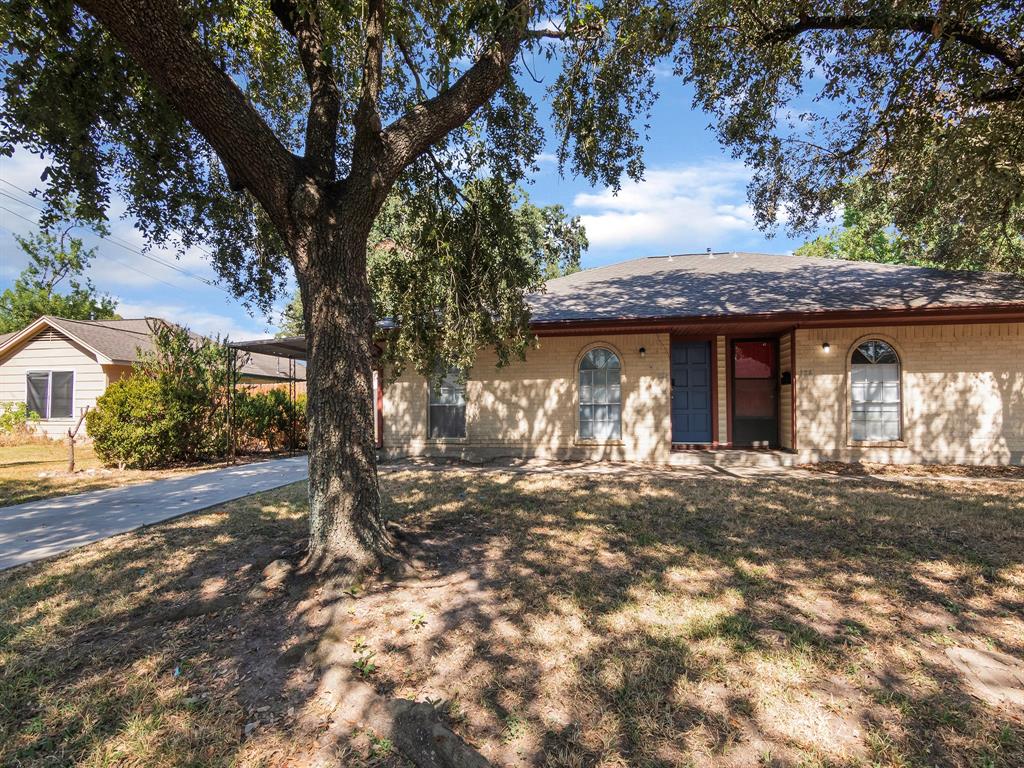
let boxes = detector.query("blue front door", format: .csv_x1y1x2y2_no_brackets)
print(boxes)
671,341,712,443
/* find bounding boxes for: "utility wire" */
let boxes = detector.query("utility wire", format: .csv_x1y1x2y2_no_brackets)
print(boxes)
0,179,229,293
0,177,217,260
0,206,196,293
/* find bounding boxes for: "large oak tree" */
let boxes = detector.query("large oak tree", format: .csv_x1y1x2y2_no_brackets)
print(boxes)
1,0,669,573
3,0,1021,577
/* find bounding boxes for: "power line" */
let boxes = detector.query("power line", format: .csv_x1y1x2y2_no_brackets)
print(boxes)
0,180,232,295
0,206,199,293
0,177,218,260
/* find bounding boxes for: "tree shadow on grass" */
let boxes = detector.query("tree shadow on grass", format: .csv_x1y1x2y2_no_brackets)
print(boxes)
1,470,1022,767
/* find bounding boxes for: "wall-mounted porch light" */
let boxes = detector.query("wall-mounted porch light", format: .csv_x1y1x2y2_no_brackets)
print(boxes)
639,346,647,358
822,341,831,353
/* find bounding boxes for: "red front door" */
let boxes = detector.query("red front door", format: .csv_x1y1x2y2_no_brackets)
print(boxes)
731,339,778,447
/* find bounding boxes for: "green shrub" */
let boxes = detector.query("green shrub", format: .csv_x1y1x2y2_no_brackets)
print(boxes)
234,388,307,452
87,323,229,468
87,376,170,468
0,401,40,438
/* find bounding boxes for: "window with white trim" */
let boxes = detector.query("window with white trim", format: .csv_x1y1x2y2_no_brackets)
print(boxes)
26,371,74,420
850,340,900,441
428,367,466,439
578,347,621,439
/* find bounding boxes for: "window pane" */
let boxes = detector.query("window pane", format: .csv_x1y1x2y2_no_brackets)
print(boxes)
430,368,465,406
26,372,49,419
734,342,774,378
578,347,621,439
429,405,466,438
853,340,898,365
851,347,901,440
50,372,73,418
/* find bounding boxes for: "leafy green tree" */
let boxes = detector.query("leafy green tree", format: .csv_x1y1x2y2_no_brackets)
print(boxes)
797,182,1021,270
1,0,667,574
276,185,587,339
0,226,118,333
680,2,1024,274
276,292,304,338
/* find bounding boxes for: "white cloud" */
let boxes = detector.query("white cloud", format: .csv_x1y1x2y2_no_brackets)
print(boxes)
0,150,50,194
115,300,271,341
574,161,757,251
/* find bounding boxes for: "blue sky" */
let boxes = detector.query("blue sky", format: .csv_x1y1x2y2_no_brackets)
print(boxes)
0,67,815,340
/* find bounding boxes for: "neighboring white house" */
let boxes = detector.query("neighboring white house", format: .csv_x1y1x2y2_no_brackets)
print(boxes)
0,316,302,438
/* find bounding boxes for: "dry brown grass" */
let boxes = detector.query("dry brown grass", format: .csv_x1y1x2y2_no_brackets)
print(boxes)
0,442,176,507
0,441,301,507
1,469,1022,767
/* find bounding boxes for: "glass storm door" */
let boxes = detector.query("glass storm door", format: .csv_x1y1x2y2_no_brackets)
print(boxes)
732,339,778,447
671,341,712,443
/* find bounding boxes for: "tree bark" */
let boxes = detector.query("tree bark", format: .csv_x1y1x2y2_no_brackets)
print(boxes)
298,212,392,573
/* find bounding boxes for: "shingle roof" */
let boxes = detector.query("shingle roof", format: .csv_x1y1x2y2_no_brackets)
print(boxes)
528,252,1024,324
2,316,303,380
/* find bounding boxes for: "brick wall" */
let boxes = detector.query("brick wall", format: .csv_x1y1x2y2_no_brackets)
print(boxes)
380,321,1024,466
794,322,1024,465
382,333,672,462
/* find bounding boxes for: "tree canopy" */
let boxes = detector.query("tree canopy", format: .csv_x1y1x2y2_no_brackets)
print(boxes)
796,180,1023,270
0,0,662,372
0,226,118,333
680,1,1024,274
276,183,587,354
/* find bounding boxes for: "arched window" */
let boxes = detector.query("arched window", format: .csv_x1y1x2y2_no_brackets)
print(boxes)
850,340,901,441
579,348,621,439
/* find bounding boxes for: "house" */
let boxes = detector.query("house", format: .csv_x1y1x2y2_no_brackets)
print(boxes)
379,252,1024,465
0,316,303,438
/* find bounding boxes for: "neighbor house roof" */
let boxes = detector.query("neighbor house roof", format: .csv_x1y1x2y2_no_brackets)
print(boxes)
528,252,1024,327
0,316,304,380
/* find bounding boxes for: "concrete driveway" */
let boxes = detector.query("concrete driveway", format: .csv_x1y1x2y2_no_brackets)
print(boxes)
0,455,308,571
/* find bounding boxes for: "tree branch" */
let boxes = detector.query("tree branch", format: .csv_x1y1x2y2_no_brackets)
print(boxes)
525,27,567,40
76,0,298,234
351,0,387,183
978,81,1024,102
270,0,341,180
763,14,1023,71
380,0,530,179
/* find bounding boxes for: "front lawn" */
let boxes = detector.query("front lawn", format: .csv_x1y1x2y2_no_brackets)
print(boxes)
0,441,162,507
0,441,299,507
1,470,1021,767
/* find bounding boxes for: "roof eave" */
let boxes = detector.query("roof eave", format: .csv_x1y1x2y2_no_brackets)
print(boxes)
528,301,1024,334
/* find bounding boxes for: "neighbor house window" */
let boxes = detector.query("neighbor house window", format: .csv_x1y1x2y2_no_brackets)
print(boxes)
850,340,901,441
26,371,74,420
428,368,466,439
579,347,621,439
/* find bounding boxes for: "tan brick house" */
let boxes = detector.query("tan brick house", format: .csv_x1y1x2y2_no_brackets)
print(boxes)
379,252,1024,466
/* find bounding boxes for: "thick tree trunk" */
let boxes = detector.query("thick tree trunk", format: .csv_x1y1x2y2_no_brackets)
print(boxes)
299,221,392,573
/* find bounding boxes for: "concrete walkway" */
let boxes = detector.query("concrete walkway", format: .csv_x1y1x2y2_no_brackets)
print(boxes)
0,455,308,571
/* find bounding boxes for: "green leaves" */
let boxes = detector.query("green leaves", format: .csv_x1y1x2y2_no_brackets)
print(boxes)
677,0,1024,273
0,224,118,333
368,179,587,377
